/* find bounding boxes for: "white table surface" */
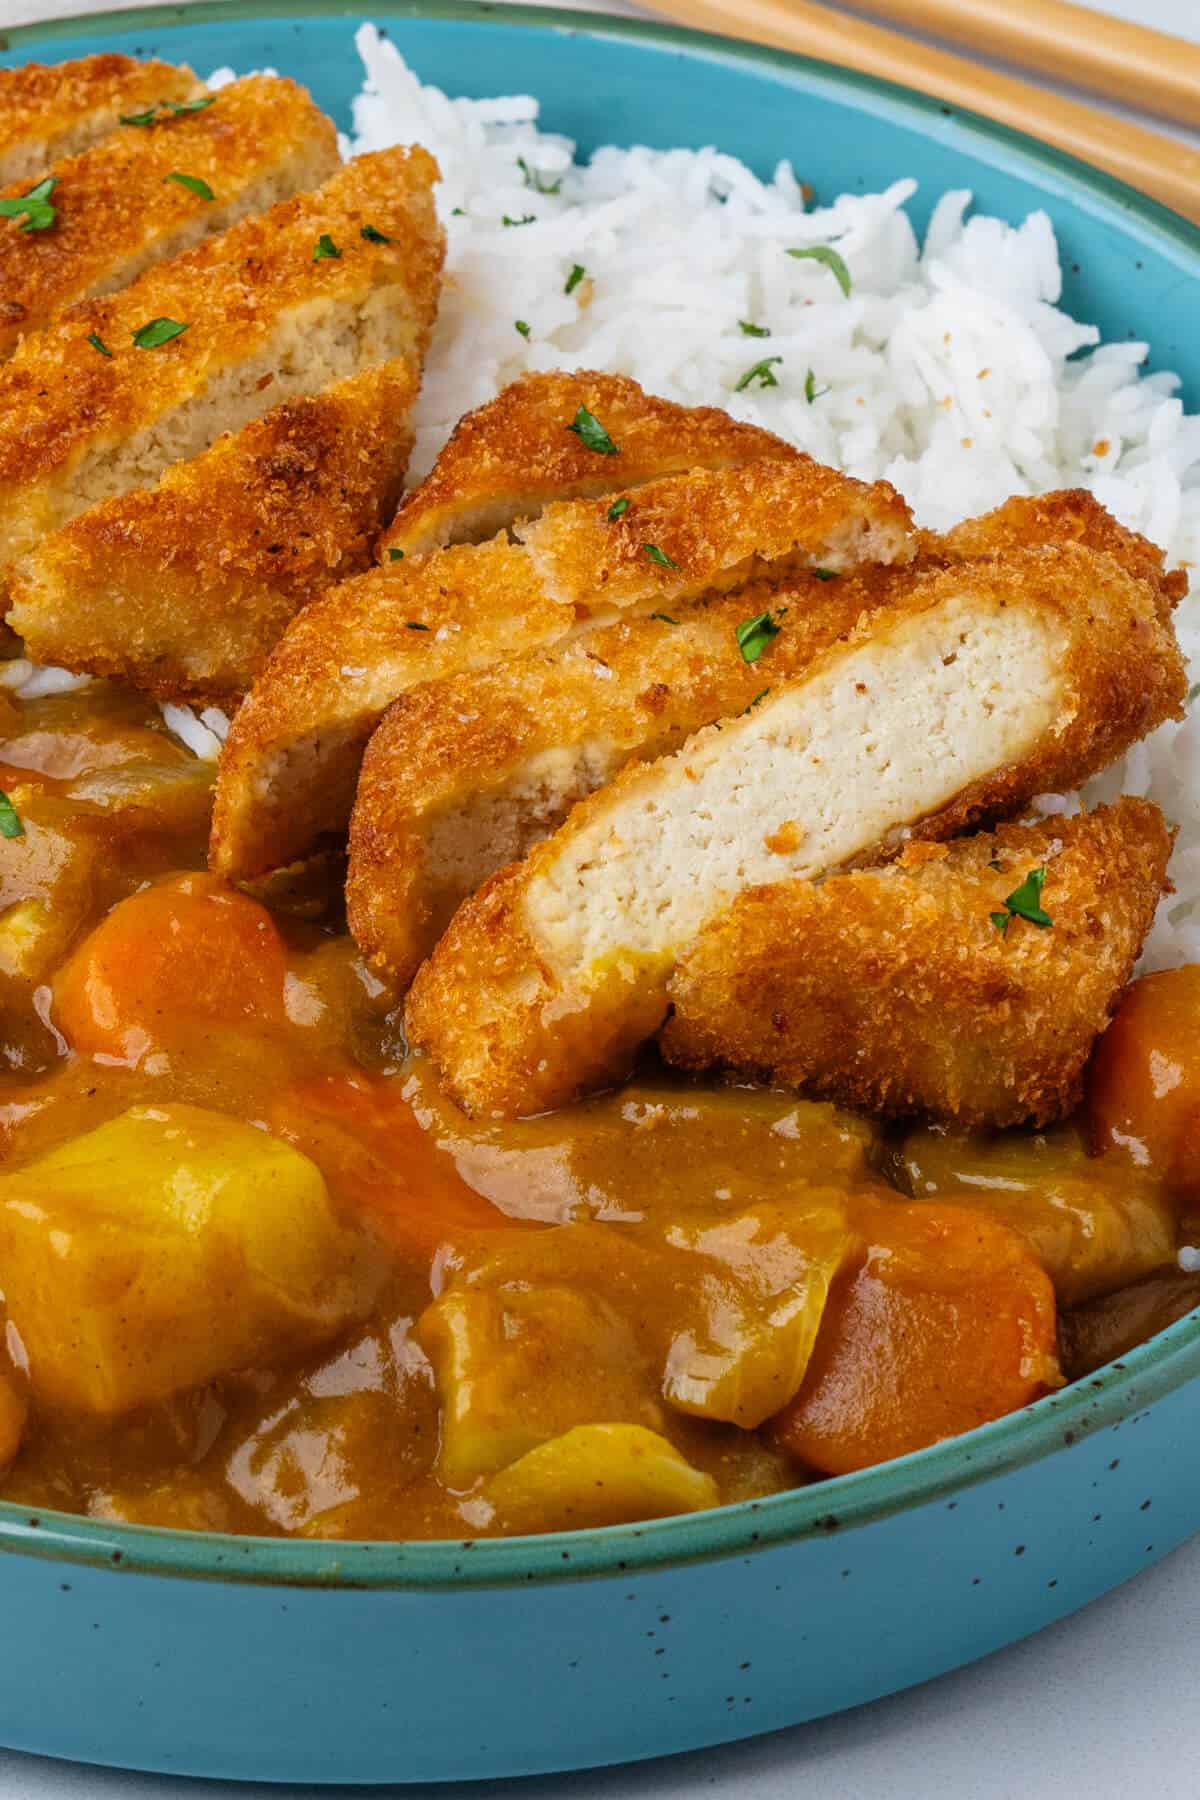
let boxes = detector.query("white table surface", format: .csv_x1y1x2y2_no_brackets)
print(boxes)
0,0,1198,1794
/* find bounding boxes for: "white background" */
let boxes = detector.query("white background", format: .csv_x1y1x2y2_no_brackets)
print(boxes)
0,0,1198,1794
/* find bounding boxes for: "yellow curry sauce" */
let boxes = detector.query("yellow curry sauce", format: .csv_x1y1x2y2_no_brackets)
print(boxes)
0,680,1198,1540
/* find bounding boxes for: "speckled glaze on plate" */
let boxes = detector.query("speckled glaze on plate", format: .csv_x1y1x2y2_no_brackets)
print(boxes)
1,3,1199,1782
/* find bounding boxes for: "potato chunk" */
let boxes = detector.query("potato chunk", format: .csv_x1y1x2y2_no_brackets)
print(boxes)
417,1283,661,1484
0,1104,376,1415
487,1425,719,1532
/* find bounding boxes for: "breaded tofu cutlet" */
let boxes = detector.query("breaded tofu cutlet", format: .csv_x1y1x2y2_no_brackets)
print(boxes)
0,54,201,187
8,359,419,702
347,566,912,987
662,800,1173,1129
381,370,800,557
0,76,339,361
406,543,1186,1118
211,456,914,880
0,146,443,594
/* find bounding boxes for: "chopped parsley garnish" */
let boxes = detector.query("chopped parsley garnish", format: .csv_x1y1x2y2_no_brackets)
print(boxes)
361,223,394,244
514,319,531,339
0,790,23,840
1189,682,1200,704
736,610,781,664
517,155,561,195
607,496,630,521
741,687,770,715
643,543,679,569
131,316,188,349
990,866,1053,936
0,176,58,233
564,262,586,295
86,331,113,358
787,243,852,296
388,547,405,562
120,95,215,126
313,233,341,261
567,405,619,455
450,207,466,217
739,320,771,337
735,355,783,393
650,611,678,624
166,171,214,201
405,621,430,631
501,213,536,227
813,567,838,580
804,367,830,403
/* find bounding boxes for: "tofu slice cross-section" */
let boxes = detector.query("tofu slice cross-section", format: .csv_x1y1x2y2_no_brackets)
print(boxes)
0,75,340,361
8,358,420,702
405,543,1186,1118
662,799,1173,1130
0,145,443,597
211,455,913,879
0,53,202,187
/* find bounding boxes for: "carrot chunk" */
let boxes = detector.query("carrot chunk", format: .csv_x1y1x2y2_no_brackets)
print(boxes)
53,871,288,1063
770,1200,1061,1475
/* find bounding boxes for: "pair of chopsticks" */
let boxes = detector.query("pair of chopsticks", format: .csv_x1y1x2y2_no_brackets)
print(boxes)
636,0,1200,222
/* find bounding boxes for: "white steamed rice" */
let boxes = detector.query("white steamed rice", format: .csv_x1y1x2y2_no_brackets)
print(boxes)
15,22,1200,970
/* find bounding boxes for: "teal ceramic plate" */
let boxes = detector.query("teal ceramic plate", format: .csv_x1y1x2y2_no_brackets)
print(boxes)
0,4,1199,1781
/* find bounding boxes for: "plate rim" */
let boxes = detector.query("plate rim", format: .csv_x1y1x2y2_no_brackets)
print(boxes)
1,0,1198,1590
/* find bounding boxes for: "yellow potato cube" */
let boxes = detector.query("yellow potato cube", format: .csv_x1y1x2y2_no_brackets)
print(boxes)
0,1104,377,1415
487,1424,720,1532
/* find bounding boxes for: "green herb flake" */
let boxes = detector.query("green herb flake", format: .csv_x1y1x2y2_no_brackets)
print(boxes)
405,620,430,631
741,687,770,715
131,316,189,349
643,543,679,570
991,865,1053,936
564,262,586,295
502,213,536,228
361,223,394,244
121,95,214,126
313,233,341,262
650,611,678,625
738,320,771,338
388,548,405,562
166,171,215,201
0,175,58,233
735,355,783,393
170,96,215,115
736,610,781,664
450,207,466,217
86,331,113,358
566,405,619,456
813,567,838,581
517,155,561,196
119,106,160,126
0,790,24,839
1189,682,1200,704
607,496,630,522
787,243,852,296
514,319,531,339
804,367,830,404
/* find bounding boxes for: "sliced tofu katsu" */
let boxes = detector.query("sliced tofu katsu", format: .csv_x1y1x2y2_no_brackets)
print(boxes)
0,54,201,187
0,76,339,361
211,456,913,880
405,543,1186,1118
381,369,800,557
347,566,911,988
662,800,1173,1129
0,146,443,596
8,359,418,703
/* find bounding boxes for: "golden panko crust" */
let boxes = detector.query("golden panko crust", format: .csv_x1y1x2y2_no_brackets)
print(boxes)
0,145,443,495
405,544,1186,1119
0,55,201,186
380,368,803,557
0,76,339,359
9,359,419,702
662,799,1174,1129
347,566,912,988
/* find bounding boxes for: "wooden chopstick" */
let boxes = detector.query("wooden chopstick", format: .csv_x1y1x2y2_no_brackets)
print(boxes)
855,0,1200,130
637,0,1200,222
